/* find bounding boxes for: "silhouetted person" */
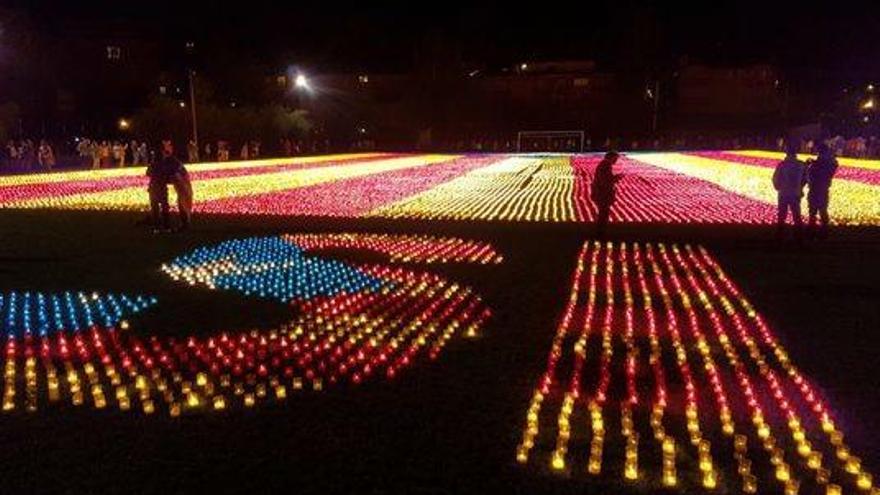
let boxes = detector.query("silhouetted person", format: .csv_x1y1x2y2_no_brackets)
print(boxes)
172,162,193,230
806,142,838,238
591,151,622,237
146,140,182,232
772,145,806,239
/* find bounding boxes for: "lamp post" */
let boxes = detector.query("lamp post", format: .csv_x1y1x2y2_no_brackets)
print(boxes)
188,69,199,152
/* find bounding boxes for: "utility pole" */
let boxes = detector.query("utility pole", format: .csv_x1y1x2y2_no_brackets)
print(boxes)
189,69,199,152
652,79,660,134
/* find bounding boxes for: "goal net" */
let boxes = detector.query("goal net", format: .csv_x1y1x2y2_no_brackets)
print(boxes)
516,130,585,152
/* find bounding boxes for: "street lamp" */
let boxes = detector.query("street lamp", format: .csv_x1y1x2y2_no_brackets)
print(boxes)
118,118,130,131
188,69,199,150
295,74,310,90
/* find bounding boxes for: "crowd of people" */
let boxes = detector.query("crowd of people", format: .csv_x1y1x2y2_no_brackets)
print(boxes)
0,136,340,173
4,139,57,170
5,132,880,174
75,139,152,168
443,133,880,158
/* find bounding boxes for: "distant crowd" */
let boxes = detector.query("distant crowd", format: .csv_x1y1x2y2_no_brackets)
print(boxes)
0,137,342,173
3,132,880,175
4,139,58,170
445,134,880,158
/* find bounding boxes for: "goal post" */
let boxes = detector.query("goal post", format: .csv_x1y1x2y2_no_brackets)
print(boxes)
516,130,585,152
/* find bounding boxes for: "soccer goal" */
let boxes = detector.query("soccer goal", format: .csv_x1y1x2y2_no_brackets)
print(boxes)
516,130,585,152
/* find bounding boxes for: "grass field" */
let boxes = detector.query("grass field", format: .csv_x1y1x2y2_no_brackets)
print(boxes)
1,152,879,494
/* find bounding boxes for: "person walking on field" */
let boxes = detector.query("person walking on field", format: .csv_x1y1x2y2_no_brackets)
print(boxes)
591,151,623,238
772,144,807,239
806,142,839,238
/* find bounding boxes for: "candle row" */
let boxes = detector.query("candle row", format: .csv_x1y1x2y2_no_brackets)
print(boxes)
1,291,156,338
516,241,875,494
280,232,503,265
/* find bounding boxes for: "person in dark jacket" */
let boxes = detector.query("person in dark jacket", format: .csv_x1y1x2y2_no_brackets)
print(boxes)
806,142,839,238
146,140,183,231
772,144,806,239
591,151,623,237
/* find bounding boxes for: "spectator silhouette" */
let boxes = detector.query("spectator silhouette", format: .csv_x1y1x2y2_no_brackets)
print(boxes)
806,142,838,238
591,151,622,238
172,162,193,231
147,140,184,232
772,144,806,240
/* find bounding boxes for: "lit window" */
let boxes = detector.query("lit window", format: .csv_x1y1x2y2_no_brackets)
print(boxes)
106,46,121,60
159,86,167,95
358,75,369,84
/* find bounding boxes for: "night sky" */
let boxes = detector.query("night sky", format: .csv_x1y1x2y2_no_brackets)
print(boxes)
6,0,880,78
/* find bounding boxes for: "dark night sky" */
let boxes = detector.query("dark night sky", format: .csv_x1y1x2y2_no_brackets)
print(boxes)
4,0,878,77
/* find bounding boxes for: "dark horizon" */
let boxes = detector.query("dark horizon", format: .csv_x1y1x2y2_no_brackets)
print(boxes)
6,0,880,76
2,1,880,144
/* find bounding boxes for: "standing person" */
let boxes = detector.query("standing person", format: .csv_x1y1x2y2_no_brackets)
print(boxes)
146,140,178,232
113,141,127,167
806,142,839,238
90,140,101,169
37,140,55,170
99,141,111,168
203,142,213,162
130,140,141,165
187,139,199,162
164,142,193,230
6,140,19,169
772,144,807,239
76,139,90,166
218,140,229,161
239,142,249,160
22,140,34,170
138,141,149,166
128,140,138,165
172,163,193,230
590,151,623,238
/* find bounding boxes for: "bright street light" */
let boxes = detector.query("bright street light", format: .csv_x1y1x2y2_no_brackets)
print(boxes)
294,74,310,90
118,118,130,131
